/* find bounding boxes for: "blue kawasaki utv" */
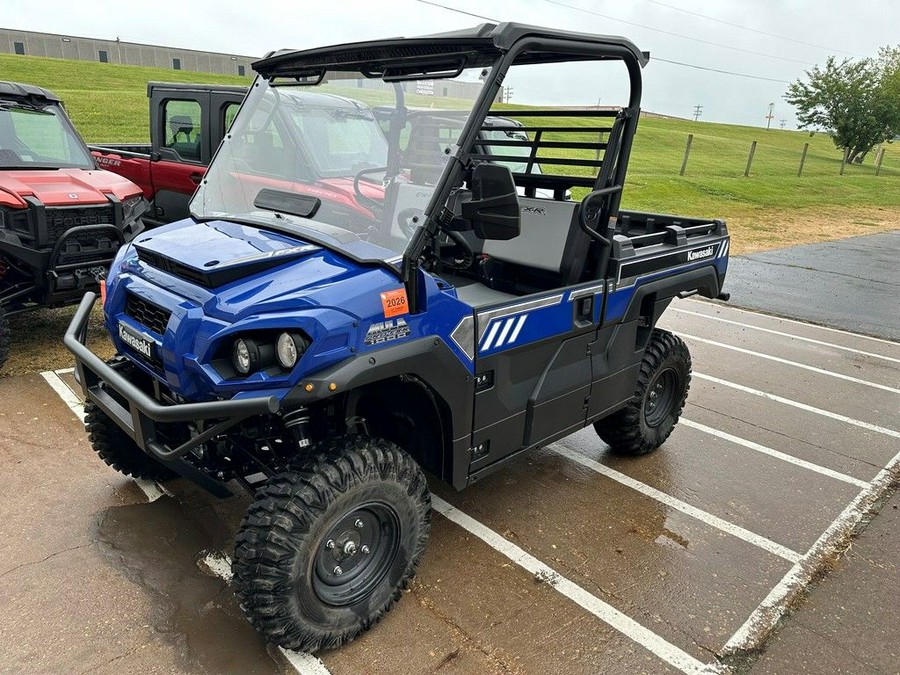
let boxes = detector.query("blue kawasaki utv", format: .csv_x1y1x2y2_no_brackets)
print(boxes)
66,23,729,651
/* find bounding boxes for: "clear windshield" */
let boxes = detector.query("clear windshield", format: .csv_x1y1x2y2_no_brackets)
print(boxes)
0,103,94,169
192,70,487,260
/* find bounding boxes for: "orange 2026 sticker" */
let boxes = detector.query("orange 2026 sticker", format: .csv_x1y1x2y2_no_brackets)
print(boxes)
380,288,409,318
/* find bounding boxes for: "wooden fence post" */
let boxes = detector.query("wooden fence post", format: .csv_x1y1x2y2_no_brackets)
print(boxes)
679,134,693,176
875,148,885,176
798,142,809,177
744,140,757,177
840,147,849,175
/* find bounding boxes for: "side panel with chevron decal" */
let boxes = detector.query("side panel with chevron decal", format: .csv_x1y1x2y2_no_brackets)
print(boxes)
468,284,603,477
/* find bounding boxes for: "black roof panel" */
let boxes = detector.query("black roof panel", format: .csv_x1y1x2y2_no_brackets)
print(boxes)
0,81,61,102
253,22,647,78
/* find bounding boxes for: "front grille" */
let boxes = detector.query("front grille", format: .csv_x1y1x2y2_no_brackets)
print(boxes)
125,293,172,336
56,231,119,265
45,205,115,245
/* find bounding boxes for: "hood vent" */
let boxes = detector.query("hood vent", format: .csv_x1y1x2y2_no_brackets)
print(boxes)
134,242,320,288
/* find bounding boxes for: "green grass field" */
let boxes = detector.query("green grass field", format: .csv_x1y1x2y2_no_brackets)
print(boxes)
0,53,249,141
3,53,898,253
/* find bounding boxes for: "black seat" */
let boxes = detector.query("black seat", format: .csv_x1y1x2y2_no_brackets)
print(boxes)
169,115,193,142
167,115,200,161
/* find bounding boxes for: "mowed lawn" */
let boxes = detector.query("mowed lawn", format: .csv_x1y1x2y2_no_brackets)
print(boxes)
4,53,899,253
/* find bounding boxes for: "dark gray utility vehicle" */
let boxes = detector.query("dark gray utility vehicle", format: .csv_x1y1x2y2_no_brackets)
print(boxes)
66,23,730,652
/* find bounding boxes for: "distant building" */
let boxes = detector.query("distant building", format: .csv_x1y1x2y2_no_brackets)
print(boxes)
0,27,255,77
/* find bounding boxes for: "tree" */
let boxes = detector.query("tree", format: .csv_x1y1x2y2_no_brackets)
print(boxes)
786,50,900,164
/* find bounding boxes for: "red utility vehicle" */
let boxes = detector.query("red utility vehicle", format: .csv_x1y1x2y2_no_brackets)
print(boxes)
0,81,145,367
90,82,247,227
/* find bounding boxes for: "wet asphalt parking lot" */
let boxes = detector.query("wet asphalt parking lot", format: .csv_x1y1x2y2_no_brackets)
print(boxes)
1,296,898,675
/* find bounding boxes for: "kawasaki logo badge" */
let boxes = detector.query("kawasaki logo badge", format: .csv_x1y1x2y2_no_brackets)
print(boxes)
364,317,411,345
118,321,154,359
522,205,546,216
687,246,715,261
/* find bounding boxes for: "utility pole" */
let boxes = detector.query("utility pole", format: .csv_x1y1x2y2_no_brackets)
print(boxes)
765,102,775,130
692,104,703,122
501,86,514,103
779,119,787,130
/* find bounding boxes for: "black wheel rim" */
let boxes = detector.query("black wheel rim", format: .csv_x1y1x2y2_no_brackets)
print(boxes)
312,501,401,607
644,368,678,427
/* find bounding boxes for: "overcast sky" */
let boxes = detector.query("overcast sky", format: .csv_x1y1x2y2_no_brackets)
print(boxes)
4,0,898,128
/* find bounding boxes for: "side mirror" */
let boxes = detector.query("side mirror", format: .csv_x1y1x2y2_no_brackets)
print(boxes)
461,163,520,241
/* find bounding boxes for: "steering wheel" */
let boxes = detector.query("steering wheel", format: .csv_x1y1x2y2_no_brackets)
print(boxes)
353,165,388,213
441,230,475,270
397,208,474,271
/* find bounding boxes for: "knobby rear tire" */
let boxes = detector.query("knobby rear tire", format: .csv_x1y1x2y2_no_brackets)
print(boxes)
594,328,691,455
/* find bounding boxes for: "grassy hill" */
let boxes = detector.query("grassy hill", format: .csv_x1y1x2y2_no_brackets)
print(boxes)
3,52,898,253
0,53,248,141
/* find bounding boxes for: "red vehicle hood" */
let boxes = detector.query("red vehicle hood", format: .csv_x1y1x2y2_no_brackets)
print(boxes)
0,168,141,209
315,176,385,203
229,173,387,217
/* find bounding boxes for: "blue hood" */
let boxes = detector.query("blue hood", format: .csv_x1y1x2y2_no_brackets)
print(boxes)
122,219,404,323
132,220,323,287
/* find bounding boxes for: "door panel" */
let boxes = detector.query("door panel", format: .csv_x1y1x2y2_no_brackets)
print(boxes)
469,283,604,476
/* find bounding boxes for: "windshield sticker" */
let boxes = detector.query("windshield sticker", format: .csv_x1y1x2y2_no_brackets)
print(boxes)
380,288,409,318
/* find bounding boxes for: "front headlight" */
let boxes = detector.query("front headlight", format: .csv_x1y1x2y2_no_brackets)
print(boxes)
221,330,311,378
233,338,259,375
276,332,310,369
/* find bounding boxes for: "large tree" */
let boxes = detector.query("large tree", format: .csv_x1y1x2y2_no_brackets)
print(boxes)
786,50,900,164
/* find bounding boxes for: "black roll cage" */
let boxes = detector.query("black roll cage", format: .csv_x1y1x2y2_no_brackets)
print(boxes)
402,37,645,310
253,23,648,311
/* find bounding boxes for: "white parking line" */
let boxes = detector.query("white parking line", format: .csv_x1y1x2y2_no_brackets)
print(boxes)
432,496,722,675
279,650,333,675
40,370,85,422
680,333,900,395
54,366,75,375
133,478,167,502
685,300,900,347
200,551,233,581
694,373,900,440
722,445,900,657
200,552,332,675
551,446,801,562
680,418,870,489
40,371,176,506
671,307,900,365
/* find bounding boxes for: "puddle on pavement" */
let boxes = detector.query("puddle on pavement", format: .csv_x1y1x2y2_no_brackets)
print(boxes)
95,494,279,674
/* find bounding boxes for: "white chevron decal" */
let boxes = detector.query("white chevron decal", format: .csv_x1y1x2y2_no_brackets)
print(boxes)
480,314,528,352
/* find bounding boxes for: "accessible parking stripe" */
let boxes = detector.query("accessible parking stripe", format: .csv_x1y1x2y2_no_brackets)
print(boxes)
670,307,900,365
552,446,801,563
680,333,900,395
432,496,723,675
680,418,870,489
694,373,900,440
